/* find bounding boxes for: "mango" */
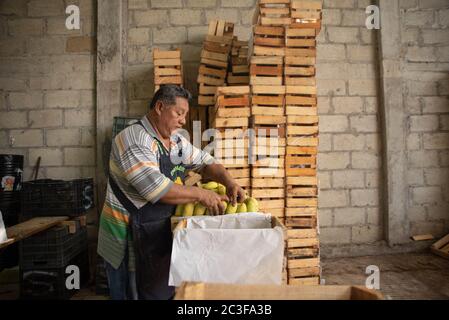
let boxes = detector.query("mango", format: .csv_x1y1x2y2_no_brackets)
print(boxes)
245,197,259,213
175,204,184,217
202,181,219,190
220,201,228,213
225,203,238,214
183,202,195,216
218,184,226,195
193,203,207,216
236,203,247,213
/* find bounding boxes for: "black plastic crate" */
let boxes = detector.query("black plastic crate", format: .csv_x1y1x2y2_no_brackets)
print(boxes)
20,226,88,269
21,178,94,217
20,250,90,300
112,117,139,139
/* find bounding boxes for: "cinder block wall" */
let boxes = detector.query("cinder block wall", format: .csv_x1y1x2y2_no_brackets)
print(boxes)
0,0,97,181
401,0,449,237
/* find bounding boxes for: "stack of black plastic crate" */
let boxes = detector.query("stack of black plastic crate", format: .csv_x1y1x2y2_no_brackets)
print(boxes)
19,178,94,299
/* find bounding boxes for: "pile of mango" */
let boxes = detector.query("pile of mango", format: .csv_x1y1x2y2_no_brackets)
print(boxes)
174,181,259,217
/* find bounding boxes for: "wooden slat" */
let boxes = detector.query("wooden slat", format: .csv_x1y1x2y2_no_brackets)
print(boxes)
287,187,318,196
216,107,251,118
287,176,317,186
286,146,317,155
285,207,317,217
288,277,320,286
251,55,284,65
214,117,249,128
250,76,283,86
288,257,320,269
252,85,286,94
286,28,317,37
288,237,319,248
154,58,181,66
284,66,315,76
253,45,285,56
287,125,318,135
285,56,316,65
288,266,320,278
201,50,229,62
286,168,317,176
291,0,322,10
252,188,285,198
153,49,181,59
286,198,318,207
285,77,316,86
252,106,285,116
251,178,285,188
155,67,182,76
286,106,317,116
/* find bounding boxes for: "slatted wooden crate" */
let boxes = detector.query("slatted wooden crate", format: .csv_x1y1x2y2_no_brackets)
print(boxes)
284,56,316,86
198,20,234,106
227,38,249,86
250,56,284,86
251,85,285,117
253,26,286,56
153,48,183,92
290,0,322,30
212,86,251,190
287,235,320,285
259,0,291,26
285,28,317,58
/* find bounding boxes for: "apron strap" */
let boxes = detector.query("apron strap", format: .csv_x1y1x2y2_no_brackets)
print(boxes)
109,175,138,216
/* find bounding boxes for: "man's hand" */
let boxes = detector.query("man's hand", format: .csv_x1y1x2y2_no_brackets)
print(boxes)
198,188,229,215
226,183,246,206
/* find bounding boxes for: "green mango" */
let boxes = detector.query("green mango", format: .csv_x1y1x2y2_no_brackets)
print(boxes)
175,204,184,217
225,203,238,214
245,197,259,213
218,184,226,195
193,203,207,216
236,203,247,213
202,181,219,190
183,202,195,216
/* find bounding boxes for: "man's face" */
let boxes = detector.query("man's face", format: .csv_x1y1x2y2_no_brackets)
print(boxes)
158,97,189,137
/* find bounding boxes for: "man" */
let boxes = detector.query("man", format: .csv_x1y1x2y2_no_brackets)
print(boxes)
97,85,246,300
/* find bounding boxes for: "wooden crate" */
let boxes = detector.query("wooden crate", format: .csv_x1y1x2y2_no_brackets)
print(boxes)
287,229,320,285
253,26,286,57
153,48,183,91
259,0,292,26
213,86,251,119
290,0,322,30
228,39,250,85
285,27,317,57
251,85,285,116
431,234,449,260
175,282,384,300
250,56,284,86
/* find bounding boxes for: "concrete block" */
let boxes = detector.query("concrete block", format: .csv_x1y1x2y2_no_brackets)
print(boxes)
205,9,239,23
352,152,380,169
317,44,346,61
318,152,350,170
351,188,379,206
319,115,349,133
422,29,449,45
400,0,418,9
440,115,449,130
64,109,95,127
346,45,376,62
170,9,203,25
153,27,186,44
318,171,332,189
134,10,168,26
364,97,379,114
27,37,66,55
412,186,442,205
46,128,80,146
401,27,420,45
46,166,82,180
334,207,366,226
423,133,449,150
406,46,437,62
0,111,27,128
319,190,349,208
80,90,95,108
439,9,449,26
436,46,449,62
29,148,63,166
9,129,43,147
46,17,81,35
365,171,380,188
179,44,202,62
351,225,382,243
128,46,152,64
404,10,435,26
333,96,363,114
222,0,255,7
333,134,365,151
427,205,449,220
423,96,448,113
0,39,26,56
324,0,356,8
241,8,257,25
322,9,341,25
318,97,331,114
0,78,27,91
150,0,183,8
328,27,359,43
319,209,334,227
366,207,382,225
317,79,347,96
81,128,95,146
409,115,439,132
419,0,449,9
320,227,351,244
341,9,367,26
187,26,209,43
66,36,96,53
350,115,378,133
365,133,381,152
29,110,63,128
9,92,43,110
318,133,333,152
45,90,80,109
8,18,43,36
128,0,149,9
360,28,375,44
408,205,426,222
27,0,64,17
0,0,27,16
187,0,217,8
333,170,365,188
407,168,424,185
410,221,446,238
128,100,148,117
349,79,377,96
408,150,439,168
64,147,95,166
424,168,449,186
407,133,421,150
128,28,151,45
317,62,349,79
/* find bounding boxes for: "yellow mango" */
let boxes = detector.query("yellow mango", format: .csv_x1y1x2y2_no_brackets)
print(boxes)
175,204,184,217
202,181,219,190
183,202,195,216
218,184,226,195
245,197,259,213
193,203,207,216
225,203,238,214
236,203,247,213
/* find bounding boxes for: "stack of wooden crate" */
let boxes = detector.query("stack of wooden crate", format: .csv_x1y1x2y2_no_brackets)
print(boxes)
153,48,183,92
249,0,289,224
284,0,322,286
198,20,235,107
227,38,250,86
212,86,251,193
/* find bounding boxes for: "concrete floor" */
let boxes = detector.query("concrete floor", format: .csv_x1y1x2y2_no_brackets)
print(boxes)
1,252,449,300
322,253,449,300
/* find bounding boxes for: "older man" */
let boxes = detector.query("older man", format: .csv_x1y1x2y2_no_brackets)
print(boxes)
97,85,246,300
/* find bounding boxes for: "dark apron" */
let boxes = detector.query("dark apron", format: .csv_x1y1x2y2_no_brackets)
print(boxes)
109,121,186,300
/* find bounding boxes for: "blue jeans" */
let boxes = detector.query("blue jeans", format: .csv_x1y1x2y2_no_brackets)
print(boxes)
104,253,138,300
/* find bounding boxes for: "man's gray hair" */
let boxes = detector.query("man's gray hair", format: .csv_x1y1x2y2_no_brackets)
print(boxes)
149,85,192,110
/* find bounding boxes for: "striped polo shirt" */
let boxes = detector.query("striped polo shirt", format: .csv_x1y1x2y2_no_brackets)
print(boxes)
97,115,214,270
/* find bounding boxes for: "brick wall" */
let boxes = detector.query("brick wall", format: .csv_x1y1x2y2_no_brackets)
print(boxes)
0,0,97,182
401,0,449,237
316,0,383,246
